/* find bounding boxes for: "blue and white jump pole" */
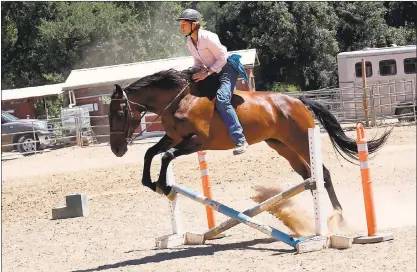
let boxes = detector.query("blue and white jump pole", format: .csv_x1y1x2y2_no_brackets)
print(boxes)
170,183,302,248
156,127,330,252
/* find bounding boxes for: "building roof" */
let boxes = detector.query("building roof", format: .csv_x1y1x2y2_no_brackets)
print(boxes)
63,49,259,90
337,45,416,59
1,83,64,102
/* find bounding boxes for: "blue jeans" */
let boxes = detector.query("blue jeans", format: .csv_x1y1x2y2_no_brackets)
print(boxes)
215,62,247,145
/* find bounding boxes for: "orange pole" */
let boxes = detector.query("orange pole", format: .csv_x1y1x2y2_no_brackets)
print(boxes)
198,151,216,229
356,123,376,236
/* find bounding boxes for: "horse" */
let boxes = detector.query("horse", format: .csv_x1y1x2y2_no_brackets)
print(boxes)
108,68,392,216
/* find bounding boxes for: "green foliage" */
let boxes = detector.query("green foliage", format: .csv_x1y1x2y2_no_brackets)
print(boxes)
1,2,57,89
37,2,186,74
214,2,297,89
269,82,299,93
1,1,414,96
288,2,339,90
214,2,339,90
384,1,417,28
46,94,65,119
33,72,64,118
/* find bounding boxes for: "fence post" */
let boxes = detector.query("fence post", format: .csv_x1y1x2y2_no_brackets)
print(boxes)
75,116,81,146
361,58,369,126
32,120,37,154
412,79,417,123
369,86,376,127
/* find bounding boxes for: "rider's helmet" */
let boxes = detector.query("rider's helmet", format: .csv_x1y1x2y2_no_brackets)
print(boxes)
177,9,201,22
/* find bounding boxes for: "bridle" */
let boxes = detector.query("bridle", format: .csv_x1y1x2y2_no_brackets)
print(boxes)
109,90,148,144
109,82,190,145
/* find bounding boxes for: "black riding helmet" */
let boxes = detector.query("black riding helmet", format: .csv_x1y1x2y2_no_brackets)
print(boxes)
177,9,201,37
177,9,201,22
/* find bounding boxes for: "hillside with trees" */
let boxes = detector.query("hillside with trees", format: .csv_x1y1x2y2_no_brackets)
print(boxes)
2,1,415,91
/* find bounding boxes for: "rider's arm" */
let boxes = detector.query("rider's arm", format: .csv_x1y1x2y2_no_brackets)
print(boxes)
192,56,205,72
186,40,205,73
205,33,228,73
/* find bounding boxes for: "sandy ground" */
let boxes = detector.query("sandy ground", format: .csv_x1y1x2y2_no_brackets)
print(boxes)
2,125,416,272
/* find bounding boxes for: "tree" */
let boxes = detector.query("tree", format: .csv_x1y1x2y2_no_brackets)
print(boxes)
332,2,414,52
1,1,414,92
117,2,188,60
1,2,57,89
287,2,339,90
213,2,339,90
1,2,187,90
214,2,297,89
384,1,417,28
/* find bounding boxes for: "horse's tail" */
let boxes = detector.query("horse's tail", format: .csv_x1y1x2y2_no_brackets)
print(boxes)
298,96,393,164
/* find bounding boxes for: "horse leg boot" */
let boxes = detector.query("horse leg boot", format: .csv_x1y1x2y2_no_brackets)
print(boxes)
141,135,177,192
156,135,202,199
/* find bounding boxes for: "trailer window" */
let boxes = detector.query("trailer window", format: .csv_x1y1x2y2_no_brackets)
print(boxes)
404,58,416,74
379,59,397,76
355,62,373,78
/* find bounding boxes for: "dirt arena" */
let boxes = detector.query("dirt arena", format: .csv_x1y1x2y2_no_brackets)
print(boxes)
2,125,416,272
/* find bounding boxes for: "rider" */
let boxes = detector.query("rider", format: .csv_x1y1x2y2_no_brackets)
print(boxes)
177,8,249,155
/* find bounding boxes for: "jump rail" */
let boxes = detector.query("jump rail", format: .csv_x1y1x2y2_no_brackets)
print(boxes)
156,127,330,253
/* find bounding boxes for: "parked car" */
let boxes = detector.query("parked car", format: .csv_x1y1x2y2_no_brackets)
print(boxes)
1,111,55,155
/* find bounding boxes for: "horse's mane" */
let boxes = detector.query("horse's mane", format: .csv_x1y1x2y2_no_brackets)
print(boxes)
126,69,189,91
124,68,221,97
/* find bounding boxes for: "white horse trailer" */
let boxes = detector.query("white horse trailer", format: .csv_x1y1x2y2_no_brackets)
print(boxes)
337,45,416,121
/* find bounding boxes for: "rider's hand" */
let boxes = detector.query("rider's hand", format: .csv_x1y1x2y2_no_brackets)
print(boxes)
192,69,211,82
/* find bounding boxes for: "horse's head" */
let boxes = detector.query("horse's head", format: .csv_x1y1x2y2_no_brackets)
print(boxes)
108,84,147,157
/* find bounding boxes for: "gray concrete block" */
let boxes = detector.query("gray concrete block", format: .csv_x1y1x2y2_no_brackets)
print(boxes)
66,193,89,216
51,193,89,220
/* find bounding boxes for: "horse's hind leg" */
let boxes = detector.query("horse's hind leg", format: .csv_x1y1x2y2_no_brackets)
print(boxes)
265,138,342,211
265,139,310,180
322,165,342,211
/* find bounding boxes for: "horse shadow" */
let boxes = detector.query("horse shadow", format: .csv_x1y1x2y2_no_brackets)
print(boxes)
72,238,296,272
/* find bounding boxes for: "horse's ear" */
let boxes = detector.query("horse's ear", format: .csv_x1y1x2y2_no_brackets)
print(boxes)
114,84,122,94
113,84,123,99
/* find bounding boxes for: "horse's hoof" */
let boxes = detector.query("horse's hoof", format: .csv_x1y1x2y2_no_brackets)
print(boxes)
155,185,164,195
166,187,177,201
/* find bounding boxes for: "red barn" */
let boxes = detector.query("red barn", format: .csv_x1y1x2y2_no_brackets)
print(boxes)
1,84,64,119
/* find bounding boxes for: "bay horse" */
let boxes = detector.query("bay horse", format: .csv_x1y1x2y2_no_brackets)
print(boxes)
108,68,392,215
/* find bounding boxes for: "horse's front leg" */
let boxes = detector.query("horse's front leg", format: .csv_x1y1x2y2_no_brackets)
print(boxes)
142,135,177,192
156,135,202,197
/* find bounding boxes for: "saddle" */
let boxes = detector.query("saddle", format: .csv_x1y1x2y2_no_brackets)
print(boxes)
180,68,221,101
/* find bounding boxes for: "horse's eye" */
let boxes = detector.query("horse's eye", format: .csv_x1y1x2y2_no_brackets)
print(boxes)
117,111,124,117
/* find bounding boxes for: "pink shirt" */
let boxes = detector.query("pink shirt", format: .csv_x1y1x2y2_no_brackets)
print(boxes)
186,29,229,73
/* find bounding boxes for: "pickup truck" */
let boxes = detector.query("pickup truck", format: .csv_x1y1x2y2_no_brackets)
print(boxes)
1,111,55,155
